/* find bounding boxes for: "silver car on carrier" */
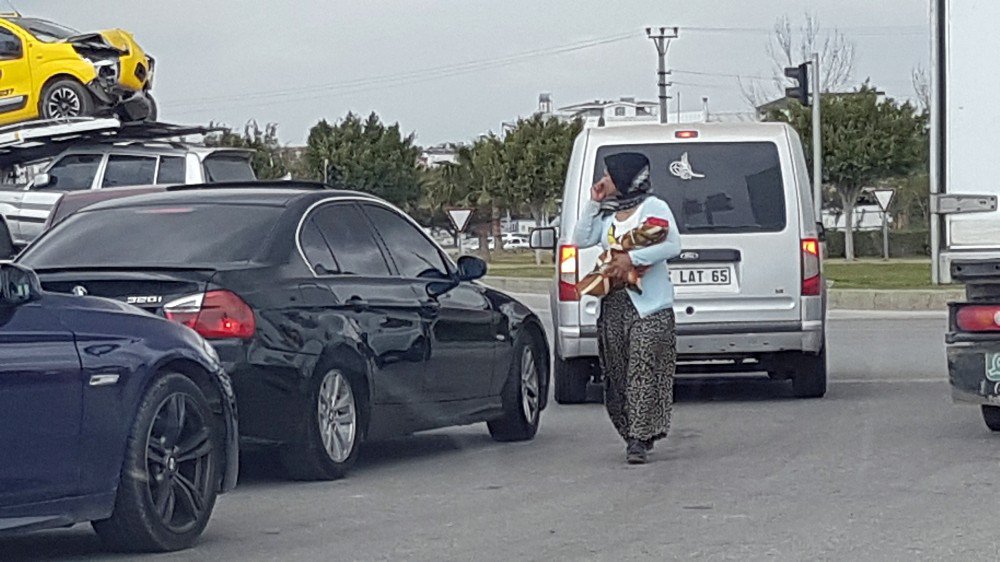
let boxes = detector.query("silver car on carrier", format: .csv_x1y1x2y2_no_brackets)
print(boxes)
531,122,826,402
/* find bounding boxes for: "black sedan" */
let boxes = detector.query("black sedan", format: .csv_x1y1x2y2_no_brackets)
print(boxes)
18,182,550,480
0,263,238,551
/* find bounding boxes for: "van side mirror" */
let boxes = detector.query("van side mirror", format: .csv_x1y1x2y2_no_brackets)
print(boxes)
816,221,826,243
529,227,556,250
32,173,51,189
0,264,41,307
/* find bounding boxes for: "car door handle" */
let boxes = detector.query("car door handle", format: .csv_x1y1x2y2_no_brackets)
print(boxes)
345,296,369,312
418,299,441,318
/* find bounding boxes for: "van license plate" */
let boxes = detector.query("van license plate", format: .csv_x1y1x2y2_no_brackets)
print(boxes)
670,267,732,286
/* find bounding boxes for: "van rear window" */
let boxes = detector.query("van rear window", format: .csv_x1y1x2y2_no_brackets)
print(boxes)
593,142,787,233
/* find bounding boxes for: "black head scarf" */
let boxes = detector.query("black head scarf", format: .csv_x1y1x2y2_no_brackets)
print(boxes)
600,152,651,216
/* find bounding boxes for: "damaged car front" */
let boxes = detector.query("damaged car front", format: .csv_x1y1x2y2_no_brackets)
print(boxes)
1,16,155,122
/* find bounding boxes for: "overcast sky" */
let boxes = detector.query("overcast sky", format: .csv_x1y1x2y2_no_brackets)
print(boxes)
30,0,931,146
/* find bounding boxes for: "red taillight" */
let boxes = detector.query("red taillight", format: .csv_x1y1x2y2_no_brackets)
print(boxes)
164,290,256,339
801,238,822,296
558,244,579,301
675,130,699,139
956,305,1000,332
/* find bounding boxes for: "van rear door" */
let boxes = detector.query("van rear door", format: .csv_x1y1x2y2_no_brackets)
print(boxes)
580,141,802,331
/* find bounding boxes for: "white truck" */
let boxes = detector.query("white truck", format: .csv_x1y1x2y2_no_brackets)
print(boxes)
935,0,1000,431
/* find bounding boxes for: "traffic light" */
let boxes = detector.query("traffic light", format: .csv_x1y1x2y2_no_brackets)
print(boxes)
784,63,810,107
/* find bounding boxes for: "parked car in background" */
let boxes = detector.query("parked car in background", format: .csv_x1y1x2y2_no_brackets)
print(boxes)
0,14,155,124
531,122,826,403
0,263,238,551
503,235,529,250
18,182,551,481
0,142,255,255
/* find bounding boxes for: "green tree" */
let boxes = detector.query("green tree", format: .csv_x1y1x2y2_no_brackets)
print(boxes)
303,112,422,208
768,84,927,260
205,120,291,179
501,115,582,227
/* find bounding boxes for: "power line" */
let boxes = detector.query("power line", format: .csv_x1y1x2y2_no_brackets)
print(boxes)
164,31,639,112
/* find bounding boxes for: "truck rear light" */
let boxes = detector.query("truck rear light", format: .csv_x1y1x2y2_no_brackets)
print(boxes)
558,244,579,301
955,305,1000,332
164,290,256,339
801,238,822,296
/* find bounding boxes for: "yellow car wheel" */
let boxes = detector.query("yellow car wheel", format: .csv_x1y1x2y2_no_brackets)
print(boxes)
40,79,95,120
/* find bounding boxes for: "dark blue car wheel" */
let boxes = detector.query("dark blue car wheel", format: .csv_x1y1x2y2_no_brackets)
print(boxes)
93,373,221,552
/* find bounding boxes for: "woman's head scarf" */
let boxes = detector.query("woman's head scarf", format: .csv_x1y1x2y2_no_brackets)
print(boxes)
600,152,652,216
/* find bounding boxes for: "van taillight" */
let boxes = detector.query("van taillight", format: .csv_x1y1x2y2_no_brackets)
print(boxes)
164,290,256,339
801,238,822,296
558,244,579,301
955,305,1000,332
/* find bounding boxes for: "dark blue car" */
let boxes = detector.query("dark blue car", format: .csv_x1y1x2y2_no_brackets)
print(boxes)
0,263,238,552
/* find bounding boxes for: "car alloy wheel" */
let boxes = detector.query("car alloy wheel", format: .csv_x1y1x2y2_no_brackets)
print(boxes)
46,87,82,118
145,393,215,535
520,346,540,423
316,370,357,463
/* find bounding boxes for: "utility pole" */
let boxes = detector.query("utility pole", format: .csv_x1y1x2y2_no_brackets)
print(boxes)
811,53,822,222
646,27,679,124
676,91,682,123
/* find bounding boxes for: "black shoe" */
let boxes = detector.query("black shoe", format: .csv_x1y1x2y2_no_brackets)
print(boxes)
643,439,655,451
626,439,647,464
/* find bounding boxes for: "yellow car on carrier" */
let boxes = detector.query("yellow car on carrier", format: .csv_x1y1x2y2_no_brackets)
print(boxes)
0,14,155,125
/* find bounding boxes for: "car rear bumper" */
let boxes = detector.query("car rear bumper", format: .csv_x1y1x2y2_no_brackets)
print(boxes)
948,342,1000,406
558,319,824,359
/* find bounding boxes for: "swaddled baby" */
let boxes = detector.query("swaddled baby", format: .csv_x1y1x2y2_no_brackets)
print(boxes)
575,216,669,298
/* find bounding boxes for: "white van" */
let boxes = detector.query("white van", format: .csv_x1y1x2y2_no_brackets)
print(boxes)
531,122,826,402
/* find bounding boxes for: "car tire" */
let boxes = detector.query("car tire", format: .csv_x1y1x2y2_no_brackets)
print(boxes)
40,79,95,120
146,94,158,122
488,332,545,442
0,221,13,259
790,350,827,399
280,368,363,481
554,357,592,404
92,373,221,553
982,406,1000,432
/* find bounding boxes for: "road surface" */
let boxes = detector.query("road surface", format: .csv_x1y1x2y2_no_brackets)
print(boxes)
7,301,998,561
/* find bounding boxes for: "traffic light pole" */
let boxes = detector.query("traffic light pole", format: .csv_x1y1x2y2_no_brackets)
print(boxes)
811,53,822,222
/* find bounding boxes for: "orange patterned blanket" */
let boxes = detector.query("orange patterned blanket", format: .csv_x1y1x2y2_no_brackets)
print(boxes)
575,217,669,298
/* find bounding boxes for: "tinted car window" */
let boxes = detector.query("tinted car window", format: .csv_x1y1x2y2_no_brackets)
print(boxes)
203,154,256,182
8,18,77,43
299,218,338,275
157,156,186,184
19,203,283,268
362,204,450,279
594,142,787,233
310,204,390,276
42,154,101,191
0,26,22,60
102,155,157,188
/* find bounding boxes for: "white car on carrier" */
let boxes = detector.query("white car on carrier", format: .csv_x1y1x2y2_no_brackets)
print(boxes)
530,122,827,402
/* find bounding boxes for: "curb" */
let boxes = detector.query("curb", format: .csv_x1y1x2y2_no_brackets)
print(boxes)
482,277,964,312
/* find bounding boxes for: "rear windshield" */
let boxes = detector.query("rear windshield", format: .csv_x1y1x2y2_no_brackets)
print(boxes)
203,154,256,182
19,203,282,269
593,142,787,233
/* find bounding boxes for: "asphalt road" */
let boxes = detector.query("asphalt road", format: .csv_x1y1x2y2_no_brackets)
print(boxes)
7,300,1000,561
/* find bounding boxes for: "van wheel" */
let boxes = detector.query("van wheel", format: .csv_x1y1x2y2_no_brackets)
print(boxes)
790,350,827,399
982,406,1000,432
40,79,95,119
554,357,592,404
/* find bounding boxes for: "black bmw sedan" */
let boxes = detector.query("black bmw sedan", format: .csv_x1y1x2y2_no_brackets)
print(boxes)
18,182,550,481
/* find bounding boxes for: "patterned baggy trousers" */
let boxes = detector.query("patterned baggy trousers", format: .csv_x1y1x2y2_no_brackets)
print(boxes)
597,289,677,443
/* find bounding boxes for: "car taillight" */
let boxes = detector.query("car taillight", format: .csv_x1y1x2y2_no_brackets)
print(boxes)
164,290,256,339
558,244,579,301
955,305,1000,332
801,238,821,296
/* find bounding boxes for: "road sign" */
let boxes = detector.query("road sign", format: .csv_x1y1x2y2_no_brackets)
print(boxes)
447,208,473,233
872,188,896,212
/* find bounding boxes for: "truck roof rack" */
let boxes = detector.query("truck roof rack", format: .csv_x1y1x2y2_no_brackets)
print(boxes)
0,118,225,168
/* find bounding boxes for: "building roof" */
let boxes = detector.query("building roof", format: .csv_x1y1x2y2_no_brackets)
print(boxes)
558,98,658,112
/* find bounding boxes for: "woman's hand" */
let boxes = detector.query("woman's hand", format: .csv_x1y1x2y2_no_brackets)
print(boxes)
591,173,617,202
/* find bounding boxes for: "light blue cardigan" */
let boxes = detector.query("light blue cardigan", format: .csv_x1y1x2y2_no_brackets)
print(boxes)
572,196,682,318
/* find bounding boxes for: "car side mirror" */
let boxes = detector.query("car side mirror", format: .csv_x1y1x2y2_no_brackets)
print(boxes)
32,173,51,189
529,227,556,250
456,255,487,282
0,263,41,307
